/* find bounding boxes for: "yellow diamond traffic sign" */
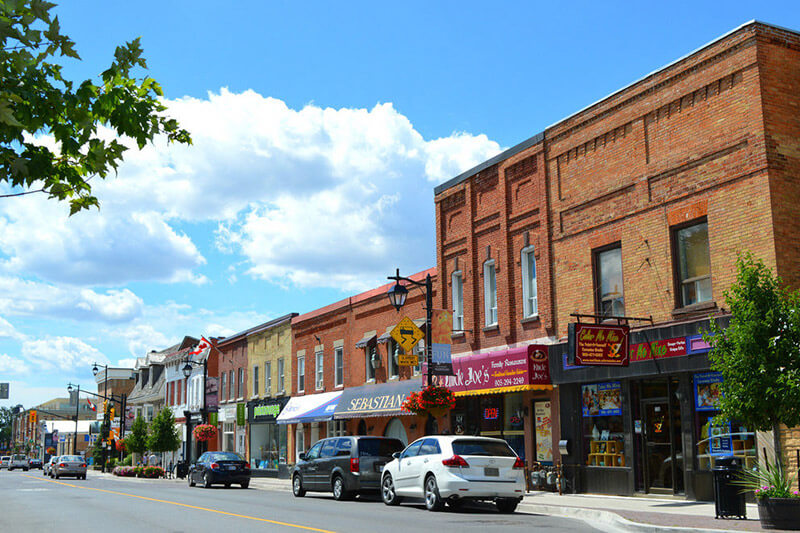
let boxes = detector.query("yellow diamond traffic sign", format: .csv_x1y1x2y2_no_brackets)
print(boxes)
391,316,425,354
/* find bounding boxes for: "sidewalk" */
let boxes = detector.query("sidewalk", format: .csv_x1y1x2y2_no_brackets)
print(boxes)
90,471,781,532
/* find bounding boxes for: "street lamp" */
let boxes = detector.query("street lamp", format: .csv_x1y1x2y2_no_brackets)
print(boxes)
92,362,110,472
387,268,434,387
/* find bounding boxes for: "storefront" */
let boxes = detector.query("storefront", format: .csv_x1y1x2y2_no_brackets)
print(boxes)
218,404,237,453
333,379,422,445
429,344,555,465
248,397,289,478
551,316,753,501
276,390,343,462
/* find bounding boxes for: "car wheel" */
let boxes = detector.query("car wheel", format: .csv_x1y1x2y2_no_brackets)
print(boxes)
332,475,353,501
424,475,444,512
495,498,519,514
381,474,402,506
292,474,306,497
240,481,249,489
203,473,212,488
188,472,196,487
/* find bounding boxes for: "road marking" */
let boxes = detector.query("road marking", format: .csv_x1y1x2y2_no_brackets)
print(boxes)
23,475,333,532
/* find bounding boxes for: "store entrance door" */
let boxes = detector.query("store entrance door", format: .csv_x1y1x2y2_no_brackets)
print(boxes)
642,400,672,493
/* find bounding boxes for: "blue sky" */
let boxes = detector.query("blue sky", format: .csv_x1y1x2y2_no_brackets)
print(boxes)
1,1,798,408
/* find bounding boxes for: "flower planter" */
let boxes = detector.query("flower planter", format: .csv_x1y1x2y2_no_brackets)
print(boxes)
758,498,800,530
428,407,449,418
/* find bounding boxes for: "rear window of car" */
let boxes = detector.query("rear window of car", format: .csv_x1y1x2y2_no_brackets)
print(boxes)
208,452,244,461
452,439,516,457
357,438,404,457
12,454,26,460
61,456,82,461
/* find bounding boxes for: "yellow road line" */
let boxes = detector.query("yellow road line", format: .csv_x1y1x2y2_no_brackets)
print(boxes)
23,474,334,532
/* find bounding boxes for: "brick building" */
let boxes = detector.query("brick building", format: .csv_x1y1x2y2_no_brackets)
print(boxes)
281,269,436,462
433,21,800,500
217,332,249,458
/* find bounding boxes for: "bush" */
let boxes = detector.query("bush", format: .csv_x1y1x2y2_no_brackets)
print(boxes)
112,466,137,477
122,454,132,466
106,457,117,469
143,466,165,478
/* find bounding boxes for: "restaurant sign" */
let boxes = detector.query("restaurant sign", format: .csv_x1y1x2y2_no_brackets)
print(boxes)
574,323,630,366
630,337,687,363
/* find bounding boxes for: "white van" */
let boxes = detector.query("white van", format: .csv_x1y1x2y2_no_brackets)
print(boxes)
9,454,29,471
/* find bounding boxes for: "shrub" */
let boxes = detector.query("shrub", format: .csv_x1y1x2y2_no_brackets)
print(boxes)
122,454,132,466
143,466,165,478
106,457,117,469
112,466,137,477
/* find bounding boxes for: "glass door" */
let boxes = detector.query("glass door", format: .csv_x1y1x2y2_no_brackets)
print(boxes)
642,400,674,493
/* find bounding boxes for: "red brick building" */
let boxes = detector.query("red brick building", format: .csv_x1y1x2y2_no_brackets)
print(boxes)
433,21,800,499
283,269,436,462
217,334,248,457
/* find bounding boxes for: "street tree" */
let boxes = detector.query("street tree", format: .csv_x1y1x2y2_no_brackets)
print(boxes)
125,414,148,459
704,252,800,468
0,0,191,214
147,406,180,465
0,407,12,449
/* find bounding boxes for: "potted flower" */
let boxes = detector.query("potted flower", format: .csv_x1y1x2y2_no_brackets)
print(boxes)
115,438,126,453
192,424,218,442
402,385,456,418
737,460,800,530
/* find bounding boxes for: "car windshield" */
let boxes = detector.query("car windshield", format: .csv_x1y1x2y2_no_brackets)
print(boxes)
207,452,243,461
358,438,404,457
12,454,26,460
452,439,516,457
61,456,82,461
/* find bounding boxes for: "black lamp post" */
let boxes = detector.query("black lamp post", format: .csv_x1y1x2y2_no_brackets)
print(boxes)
92,363,110,472
387,268,433,388
182,358,208,462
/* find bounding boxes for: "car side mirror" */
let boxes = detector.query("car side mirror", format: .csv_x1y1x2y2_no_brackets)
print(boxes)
298,452,306,461
392,452,401,459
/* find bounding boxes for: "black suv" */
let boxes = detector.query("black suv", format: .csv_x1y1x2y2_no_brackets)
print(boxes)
291,436,404,501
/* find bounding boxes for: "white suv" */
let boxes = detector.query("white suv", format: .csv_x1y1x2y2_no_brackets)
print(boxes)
381,435,525,512
9,454,29,471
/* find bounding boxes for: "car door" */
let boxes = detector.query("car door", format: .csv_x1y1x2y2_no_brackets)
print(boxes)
393,440,423,493
193,453,208,483
301,442,324,489
316,439,338,491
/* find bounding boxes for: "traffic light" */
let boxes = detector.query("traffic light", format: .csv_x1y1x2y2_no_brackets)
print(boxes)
103,400,108,414
109,406,115,420
29,410,37,425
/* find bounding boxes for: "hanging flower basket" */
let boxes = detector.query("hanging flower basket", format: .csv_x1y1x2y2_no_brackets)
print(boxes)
402,385,456,417
193,424,218,442
115,439,126,453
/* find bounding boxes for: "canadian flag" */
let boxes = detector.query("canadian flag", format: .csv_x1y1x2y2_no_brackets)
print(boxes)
87,399,96,412
190,336,212,356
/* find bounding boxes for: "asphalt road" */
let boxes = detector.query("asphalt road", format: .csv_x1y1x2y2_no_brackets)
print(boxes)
0,469,602,532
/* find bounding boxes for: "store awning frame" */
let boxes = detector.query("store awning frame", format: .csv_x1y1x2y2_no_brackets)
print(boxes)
276,390,343,425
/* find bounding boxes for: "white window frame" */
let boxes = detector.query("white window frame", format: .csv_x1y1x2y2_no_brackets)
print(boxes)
365,346,376,383
521,246,538,318
277,358,285,393
298,355,305,393
484,259,498,326
252,365,259,398
265,361,272,395
451,270,464,331
334,347,344,387
327,420,347,437
315,351,324,390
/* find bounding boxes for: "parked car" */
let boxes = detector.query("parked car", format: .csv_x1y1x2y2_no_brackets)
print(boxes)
380,435,526,513
28,458,43,469
188,451,250,489
291,436,405,500
51,455,87,479
44,456,59,476
9,454,29,471
0,456,10,469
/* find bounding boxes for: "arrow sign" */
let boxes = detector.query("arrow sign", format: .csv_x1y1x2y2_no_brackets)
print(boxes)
391,317,425,354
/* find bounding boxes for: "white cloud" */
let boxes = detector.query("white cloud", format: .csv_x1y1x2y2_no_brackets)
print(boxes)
0,354,30,374
21,337,107,372
116,358,137,369
0,316,26,340
0,277,144,323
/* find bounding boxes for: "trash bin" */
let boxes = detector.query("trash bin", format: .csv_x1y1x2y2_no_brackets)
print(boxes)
175,461,188,479
713,456,746,519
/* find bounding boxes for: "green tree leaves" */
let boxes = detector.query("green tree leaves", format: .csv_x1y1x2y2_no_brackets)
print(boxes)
0,0,191,214
125,414,149,456
147,406,180,454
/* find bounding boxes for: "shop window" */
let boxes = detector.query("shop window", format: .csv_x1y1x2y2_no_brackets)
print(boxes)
673,220,712,307
388,340,399,379
581,382,625,467
503,393,526,461
277,358,285,393
327,419,347,438
452,271,464,331
250,422,287,470
295,424,305,457
365,345,376,382
265,361,271,395
315,351,324,390
483,260,497,327
334,347,344,387
521,246,538,318
594,245,624,318
693,372,754,470
298,355,305,393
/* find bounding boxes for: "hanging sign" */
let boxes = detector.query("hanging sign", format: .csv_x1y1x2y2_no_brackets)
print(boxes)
574,324,630,366
430,309,454,376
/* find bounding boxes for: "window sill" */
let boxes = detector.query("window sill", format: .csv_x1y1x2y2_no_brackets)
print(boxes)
335,384,343,389
451,331,466,340
520,315,540,325
482,324,500,333
672,301,717,318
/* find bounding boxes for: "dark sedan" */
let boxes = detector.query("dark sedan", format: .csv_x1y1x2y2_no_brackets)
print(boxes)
28,458,43,469
188,451,250,489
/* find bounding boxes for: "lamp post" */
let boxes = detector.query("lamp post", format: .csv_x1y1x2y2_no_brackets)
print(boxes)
182,357,208,461
92,363,109,472
387,268,434,388
66,383,80,455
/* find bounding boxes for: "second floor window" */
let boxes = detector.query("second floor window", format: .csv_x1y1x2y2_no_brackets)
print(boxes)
334,347,344,387
365,345,376,382
253,365,259,397
452,271,463,331
221,372,226,402
595,245,624,318
389,340,399,379
315,351,324,390
521,246,538,318
675,221,712,307
277,358,285,393
228,370,234,400
484,259,497,327
298,355,305,392
265,361,272,395
238,368,245,398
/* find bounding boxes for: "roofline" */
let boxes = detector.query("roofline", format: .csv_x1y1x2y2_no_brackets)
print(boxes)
216,312,298,348
434,20,799,197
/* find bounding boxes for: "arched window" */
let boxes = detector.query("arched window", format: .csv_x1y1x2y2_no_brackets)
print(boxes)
383,417,408,445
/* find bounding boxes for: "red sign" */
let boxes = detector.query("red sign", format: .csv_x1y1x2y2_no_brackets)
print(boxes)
575,324,630,366
630,337,687,363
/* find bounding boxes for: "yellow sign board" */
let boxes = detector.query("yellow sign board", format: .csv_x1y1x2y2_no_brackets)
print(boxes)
398,352,419,367
391,316,425,354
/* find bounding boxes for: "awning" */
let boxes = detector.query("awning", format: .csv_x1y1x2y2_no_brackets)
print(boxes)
334,379,421,419
354,333,377,348
276,390,342,424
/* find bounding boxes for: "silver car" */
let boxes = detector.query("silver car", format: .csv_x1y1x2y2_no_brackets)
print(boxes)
51,455,87,480
44,456,58,476
0,456,10,469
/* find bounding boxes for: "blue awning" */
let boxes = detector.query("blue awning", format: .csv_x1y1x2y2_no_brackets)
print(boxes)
276,390,342,424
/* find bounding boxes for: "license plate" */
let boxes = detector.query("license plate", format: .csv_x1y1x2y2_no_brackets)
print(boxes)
226,465,237,471
484,467,499,477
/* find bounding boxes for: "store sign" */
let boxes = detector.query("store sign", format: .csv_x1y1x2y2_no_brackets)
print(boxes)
694,372,723,411
483,407,499,420
430,309,454,376
630,337,686,363
534,401,553,463
581,382,622,417
205,376,219,412
254,404,281,418
236,403,246,426
574,324,629,366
